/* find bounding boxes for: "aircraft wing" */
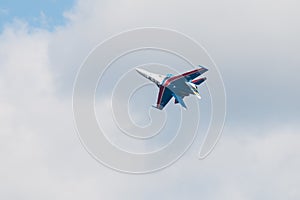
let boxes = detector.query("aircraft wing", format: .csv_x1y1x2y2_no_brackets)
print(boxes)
178,66,208,81
164,66,207,88
154,86,173,110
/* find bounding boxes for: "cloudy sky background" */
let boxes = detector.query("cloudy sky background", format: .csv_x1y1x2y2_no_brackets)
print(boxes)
0,0,299,199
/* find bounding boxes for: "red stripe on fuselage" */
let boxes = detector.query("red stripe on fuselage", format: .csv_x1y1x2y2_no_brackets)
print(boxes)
163,69,199,87
157,86,165,106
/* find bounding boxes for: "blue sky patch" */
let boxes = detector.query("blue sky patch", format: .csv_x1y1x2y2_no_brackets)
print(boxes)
0,0,76,31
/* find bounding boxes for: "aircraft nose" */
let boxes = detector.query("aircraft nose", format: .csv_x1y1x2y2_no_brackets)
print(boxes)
135,68,148,77
135,68,142,74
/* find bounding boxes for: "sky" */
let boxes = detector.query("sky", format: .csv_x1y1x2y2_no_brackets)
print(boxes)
0,0,74,31
0,0,299,199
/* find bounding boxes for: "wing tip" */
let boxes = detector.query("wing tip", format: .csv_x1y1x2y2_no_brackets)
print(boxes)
152,104,163,110
198,65,208,72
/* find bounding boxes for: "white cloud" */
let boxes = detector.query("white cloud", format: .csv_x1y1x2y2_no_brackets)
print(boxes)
136,126,300,200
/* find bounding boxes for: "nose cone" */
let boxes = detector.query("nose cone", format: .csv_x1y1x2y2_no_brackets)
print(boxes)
135,68,149,78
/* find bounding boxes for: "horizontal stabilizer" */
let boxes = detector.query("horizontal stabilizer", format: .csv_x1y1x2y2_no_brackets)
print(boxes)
192,77,206,85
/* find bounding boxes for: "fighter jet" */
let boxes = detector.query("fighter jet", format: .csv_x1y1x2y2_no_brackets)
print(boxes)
135,66,208,110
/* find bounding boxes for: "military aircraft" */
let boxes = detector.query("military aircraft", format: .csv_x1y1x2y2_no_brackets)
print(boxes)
135,66,208,110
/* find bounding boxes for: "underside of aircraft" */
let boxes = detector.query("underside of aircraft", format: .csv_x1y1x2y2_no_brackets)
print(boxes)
136,66,208,110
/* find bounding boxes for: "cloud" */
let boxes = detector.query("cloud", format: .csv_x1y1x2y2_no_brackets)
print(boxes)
45,0,300,124
0,0,299,199
131,126,300,200
0,20,117,200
